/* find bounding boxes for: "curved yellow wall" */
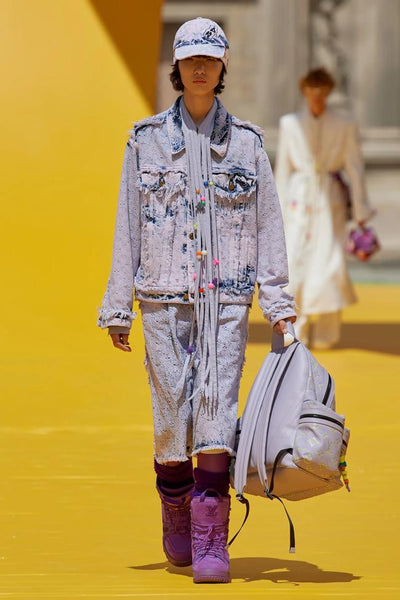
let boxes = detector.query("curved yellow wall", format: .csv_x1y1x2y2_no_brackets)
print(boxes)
0,1,162,350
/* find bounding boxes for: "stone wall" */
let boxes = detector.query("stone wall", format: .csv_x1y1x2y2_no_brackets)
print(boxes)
158,0,400,260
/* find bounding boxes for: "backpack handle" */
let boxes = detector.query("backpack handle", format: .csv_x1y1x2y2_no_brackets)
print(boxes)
272,320,296,352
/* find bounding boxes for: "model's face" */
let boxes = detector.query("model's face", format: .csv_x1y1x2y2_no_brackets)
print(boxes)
302,86,331,117
178,56,223,96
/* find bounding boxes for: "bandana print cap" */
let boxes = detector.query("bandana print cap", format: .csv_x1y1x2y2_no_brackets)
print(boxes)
173,17,229,69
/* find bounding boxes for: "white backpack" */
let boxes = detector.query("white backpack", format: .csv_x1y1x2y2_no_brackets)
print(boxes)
230,323,350,551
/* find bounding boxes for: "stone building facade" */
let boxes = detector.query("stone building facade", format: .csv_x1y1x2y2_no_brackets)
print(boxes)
157,0,400,260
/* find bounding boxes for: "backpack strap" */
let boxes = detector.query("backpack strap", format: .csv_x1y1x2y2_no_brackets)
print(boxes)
266,448,296,553
267,448,293,496
231,348,282,548
233,350,281,495
255,343,300,490
226,494,250,548
267,493,296,553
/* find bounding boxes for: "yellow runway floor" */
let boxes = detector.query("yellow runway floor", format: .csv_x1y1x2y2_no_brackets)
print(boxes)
1,284,399,599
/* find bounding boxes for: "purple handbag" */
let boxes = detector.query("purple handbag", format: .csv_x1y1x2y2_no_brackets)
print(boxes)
346,226,380,261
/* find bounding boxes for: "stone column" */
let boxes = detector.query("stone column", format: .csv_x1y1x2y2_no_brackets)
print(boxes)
342,0,400,128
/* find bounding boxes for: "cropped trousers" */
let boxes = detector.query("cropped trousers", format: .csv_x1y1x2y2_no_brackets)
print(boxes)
140,302,249,464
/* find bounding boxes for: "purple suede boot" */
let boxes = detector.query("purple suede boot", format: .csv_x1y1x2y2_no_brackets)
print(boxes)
154,460,194,567
156,481,193,567
191,490,231,583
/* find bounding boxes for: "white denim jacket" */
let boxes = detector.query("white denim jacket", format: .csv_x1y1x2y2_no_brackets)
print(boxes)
98,97,295,330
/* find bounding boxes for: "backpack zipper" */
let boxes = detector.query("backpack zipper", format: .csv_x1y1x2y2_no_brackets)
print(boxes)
322,374,332,405
299,413,343,428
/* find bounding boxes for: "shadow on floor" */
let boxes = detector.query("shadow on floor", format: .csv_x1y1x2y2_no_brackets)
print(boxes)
249,322,400,356
130,556,361,584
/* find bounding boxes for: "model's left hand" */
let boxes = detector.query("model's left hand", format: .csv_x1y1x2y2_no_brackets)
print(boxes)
273,316,297,335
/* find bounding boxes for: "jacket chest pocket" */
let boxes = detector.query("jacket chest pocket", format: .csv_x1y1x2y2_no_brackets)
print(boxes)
212,171,257,224
213,171,257,201
139,170,187,221
212,171,258,294
138,170,189,286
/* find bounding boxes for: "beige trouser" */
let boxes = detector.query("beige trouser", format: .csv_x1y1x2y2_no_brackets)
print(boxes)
294,311,341,349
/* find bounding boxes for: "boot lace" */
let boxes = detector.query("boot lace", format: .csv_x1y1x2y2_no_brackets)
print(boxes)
192,521,228,559
162,501,191,536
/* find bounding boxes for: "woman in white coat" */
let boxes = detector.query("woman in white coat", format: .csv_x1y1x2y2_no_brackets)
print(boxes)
275,68,374,348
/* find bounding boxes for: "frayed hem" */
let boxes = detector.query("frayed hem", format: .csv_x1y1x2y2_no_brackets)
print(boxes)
192,445,235,458
154,455,191,465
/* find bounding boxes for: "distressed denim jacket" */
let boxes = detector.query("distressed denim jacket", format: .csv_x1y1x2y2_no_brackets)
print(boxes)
98,97,295,330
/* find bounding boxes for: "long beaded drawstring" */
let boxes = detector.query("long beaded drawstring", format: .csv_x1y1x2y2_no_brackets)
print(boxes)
184,125,220,418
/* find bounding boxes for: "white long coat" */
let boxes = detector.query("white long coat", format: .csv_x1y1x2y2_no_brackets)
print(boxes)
275,109,373,315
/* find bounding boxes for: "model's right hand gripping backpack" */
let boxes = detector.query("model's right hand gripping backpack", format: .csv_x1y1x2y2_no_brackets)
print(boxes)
230,322,350,551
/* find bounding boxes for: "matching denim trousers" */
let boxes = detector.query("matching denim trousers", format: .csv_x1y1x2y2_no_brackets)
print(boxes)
140,302,249,464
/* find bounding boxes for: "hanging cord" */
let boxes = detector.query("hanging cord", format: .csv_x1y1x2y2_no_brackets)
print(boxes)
183,122,220,417
226,494,250,549
265,448,296,553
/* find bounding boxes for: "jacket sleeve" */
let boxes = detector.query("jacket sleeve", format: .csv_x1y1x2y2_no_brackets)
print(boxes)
274,117,294,217
97,140,141,330
256,143,296,326
344,122,374,223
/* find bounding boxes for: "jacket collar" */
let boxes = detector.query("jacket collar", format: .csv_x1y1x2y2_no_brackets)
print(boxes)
166,96,231,157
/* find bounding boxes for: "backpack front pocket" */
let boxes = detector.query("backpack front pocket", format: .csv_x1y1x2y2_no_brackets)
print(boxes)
292,400,345,479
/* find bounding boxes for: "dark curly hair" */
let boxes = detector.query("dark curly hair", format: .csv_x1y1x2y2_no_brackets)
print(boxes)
299,67,335,91
169,61,226,95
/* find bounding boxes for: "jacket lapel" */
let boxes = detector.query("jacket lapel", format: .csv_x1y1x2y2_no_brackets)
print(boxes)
210,98,231,157
166,96,231,158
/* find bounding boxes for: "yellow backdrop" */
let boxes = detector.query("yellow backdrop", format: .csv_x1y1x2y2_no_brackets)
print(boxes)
1,0,163,339
0,0,162,424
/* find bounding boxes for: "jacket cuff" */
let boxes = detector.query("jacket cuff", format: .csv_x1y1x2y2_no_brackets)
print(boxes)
265,304,297,328
108,326,131,335
97,309,136,330
269,312,297,327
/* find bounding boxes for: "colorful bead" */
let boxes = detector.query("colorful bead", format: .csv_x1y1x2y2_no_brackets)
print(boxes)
212,258,220,266
187,345,195,355
198,287,204,293
196,251,203,260
208,282,214,290
212,277,218,286
194,223,197,230
193,273,197,280
195,188,200,194
203,180,209,187
339,455,350,492
200,196,205,202
208,181,214,186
